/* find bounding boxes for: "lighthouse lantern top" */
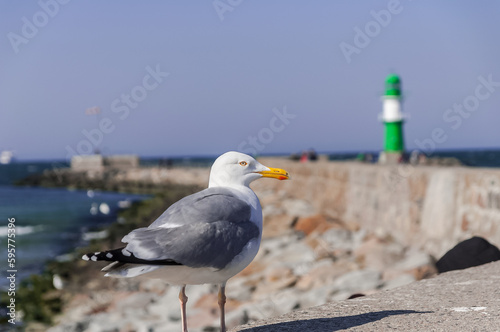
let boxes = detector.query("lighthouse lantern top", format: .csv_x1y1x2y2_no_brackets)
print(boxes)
385,74,401,97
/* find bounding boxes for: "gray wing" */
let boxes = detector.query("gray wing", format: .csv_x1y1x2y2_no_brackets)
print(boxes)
121,188,259,269
122,221,259,269
149,187,251,228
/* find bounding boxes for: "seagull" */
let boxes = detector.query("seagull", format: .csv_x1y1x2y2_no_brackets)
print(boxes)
82,151,289,332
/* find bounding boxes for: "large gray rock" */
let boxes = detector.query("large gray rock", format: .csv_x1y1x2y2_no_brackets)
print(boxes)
318,228,355,251
392,250,434,271
332,269,382,293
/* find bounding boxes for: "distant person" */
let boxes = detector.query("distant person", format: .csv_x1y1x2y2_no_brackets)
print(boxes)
308,148,318,161
396,152,409,164
410,150,419,165
300,151,308,163
289,152,301,161
378,151,387,164
418,153,427,165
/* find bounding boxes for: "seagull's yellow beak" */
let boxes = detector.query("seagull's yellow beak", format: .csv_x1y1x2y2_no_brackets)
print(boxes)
258,167,289,180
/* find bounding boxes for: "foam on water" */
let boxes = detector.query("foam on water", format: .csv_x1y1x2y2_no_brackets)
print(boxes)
0,225,43,237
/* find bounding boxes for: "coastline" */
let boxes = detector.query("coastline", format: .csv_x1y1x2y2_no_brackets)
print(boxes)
1,171,202,329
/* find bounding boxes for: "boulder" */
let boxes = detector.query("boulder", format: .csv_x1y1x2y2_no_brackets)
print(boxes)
332,269,382,293
436,236,500,273
382,273,416,290
354,236,405,271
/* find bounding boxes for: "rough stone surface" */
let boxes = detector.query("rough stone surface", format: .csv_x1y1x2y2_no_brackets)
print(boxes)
232,261,500,332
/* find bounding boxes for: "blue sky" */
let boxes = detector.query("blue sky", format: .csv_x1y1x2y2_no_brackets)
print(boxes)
1,1,499,160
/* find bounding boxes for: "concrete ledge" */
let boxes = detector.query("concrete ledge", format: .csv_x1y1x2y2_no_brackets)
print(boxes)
232,261,500,331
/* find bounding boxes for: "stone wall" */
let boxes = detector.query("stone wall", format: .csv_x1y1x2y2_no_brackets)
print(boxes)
67,156,500,257
253,158,500,257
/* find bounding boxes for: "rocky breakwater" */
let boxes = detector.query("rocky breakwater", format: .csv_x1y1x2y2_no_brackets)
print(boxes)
254,157,500,258
49,159,439,332
18,165,210,193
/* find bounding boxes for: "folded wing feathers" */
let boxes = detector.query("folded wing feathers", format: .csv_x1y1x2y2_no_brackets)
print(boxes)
82,188,259,272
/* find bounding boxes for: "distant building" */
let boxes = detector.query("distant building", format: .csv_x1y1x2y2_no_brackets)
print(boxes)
104,155,140,169
71,154,139,171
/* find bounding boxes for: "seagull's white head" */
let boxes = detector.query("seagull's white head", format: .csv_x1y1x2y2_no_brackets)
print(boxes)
208,151,289,188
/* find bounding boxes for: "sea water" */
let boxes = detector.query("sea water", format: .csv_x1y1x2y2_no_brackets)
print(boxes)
0,161,148,290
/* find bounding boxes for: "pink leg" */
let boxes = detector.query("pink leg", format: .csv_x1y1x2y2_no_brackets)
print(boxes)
218,283,227,332
179,285,188,332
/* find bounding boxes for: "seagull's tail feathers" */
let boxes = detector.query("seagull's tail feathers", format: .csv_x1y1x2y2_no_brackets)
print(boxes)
103,263,161,278
81,247,183,278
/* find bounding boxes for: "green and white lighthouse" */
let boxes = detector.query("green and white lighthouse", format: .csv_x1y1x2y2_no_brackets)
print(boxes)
380,74,405,163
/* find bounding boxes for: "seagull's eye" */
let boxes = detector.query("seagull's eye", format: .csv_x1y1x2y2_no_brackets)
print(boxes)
239,161,248,166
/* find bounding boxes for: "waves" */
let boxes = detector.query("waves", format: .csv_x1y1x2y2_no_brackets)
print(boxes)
0,225,43,237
